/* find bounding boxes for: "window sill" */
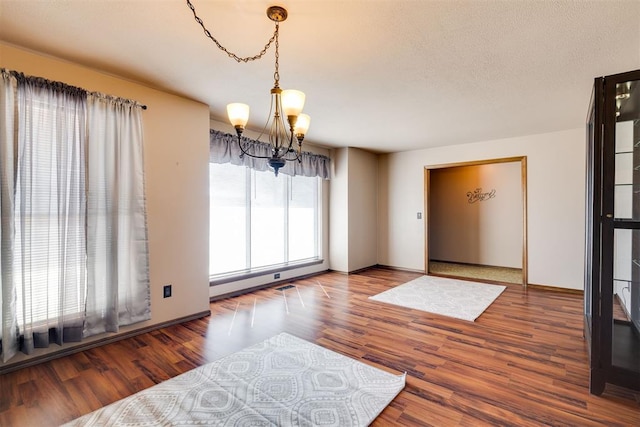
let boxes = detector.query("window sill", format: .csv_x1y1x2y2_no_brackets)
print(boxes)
209,259,324,286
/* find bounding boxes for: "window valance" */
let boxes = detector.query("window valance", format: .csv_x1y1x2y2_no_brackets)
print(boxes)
209,129,331,179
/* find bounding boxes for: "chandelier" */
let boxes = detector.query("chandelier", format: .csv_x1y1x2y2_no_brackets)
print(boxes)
186,1,310,176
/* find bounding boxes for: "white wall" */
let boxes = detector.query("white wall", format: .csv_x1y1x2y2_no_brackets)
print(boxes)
208,118,330,298
378,128,586,290
1,42,212,367
429,162,523,268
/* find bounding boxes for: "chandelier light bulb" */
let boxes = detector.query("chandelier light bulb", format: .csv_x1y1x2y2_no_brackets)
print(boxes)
281,90,306,117
227,103,250,129
294,113,311,137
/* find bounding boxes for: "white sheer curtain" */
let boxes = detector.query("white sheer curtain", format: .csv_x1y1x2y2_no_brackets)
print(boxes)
84,94,150,336
0,71,18,362
5,73,88,359
0,69,150,363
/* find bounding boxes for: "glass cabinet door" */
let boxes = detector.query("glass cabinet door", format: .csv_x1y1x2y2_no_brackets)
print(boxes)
588,70,640,395
610,77,640,375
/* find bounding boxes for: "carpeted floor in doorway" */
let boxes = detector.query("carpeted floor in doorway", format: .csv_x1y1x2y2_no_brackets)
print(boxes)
429,261,523,285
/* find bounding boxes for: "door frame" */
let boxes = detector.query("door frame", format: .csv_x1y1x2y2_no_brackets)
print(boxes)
423,156,528,287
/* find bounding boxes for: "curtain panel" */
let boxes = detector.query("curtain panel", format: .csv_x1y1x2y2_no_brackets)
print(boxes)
0,70,18,362
0,69,150,363
13,70,88,356
209,129,331,179
85,94,150,336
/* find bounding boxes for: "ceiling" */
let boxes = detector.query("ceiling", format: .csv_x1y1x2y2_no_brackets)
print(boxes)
1,1,639,153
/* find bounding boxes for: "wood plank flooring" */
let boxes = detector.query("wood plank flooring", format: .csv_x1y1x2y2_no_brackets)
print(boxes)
1,268,639,426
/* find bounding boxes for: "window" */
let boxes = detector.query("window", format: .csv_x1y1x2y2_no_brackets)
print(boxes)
209,163,321,279
1,69,150,362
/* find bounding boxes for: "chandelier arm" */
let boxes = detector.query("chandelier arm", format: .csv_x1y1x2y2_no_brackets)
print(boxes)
296,142,303,163
281,142,303,163
286,129,296,154
186,0,278,63
281,153,302,163
237,136,272,160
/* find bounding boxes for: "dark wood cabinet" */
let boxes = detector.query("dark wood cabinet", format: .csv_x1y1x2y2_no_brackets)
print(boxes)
585,69,640,395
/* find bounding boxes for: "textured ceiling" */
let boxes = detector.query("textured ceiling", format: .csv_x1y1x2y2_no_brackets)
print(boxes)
1,0,639,153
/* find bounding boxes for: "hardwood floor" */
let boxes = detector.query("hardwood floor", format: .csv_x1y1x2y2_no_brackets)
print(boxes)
1,268,639,426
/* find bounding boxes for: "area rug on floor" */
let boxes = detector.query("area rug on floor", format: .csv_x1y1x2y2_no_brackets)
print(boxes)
63,332,406,427
369,275,506,321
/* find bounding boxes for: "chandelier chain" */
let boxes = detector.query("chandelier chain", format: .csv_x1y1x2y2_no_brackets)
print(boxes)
186,0,278,63
273,26,280,87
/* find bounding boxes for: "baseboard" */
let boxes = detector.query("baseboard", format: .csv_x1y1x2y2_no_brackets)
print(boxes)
526,283,584,295
263,264,419,277
0,310,211,375
209,270,329,302
349,266,377,275
326,265,413,275
375,264,427,274
427,271,520,287
430,259,521,271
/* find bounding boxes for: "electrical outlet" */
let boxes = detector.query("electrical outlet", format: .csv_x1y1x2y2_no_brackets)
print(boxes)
274,273,280,279
163,284,172,298
417,212,422,219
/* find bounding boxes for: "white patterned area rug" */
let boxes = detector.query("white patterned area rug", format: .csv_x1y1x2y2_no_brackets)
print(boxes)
369,275,506,322
63,332,405,427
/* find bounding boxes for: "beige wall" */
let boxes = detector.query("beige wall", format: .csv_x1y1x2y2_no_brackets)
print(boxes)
329,148,349,272
348,148,378,271
429,162,523,268
329,147,378,273
1,42,211,367
378,128,586,290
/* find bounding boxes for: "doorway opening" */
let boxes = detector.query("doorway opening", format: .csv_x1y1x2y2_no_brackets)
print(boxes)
424,157,528,287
